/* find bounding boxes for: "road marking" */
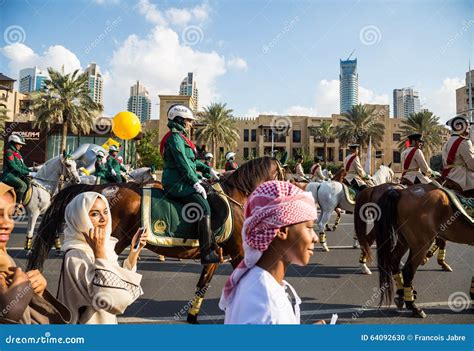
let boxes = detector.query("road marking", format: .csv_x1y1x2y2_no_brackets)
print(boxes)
118,301,456,324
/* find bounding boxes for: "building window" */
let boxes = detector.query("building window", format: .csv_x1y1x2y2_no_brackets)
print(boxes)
293,130,301,143
252,148,257,157
251,129,257,142
338,149,343,161
393,151,401,163
243,147,249,159
375,150,383,159
393,133,401,142
244,129,249,142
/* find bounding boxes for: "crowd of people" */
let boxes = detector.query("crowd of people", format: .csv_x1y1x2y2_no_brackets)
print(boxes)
0,104,472,325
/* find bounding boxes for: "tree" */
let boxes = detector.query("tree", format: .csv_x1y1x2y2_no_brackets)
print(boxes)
194,103,239,167
311,121,336,166
30,67,103,152
398,111,446,160
136,129,163,169
336,104,385,148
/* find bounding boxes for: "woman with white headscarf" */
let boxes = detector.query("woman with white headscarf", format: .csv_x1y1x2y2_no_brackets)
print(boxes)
57,192,147,324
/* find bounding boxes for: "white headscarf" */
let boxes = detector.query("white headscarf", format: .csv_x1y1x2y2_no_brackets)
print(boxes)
62,192,119,263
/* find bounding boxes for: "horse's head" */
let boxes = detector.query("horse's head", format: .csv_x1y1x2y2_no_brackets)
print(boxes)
129,167,155,184
377,163,395,184
61,155,81,184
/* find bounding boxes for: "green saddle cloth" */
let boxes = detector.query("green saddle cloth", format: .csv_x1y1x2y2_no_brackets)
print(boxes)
342,184,357,205
141,183,234,248
431,180,474,224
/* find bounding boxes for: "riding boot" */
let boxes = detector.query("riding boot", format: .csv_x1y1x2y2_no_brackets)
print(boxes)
24,236,32,251
199,215,222,265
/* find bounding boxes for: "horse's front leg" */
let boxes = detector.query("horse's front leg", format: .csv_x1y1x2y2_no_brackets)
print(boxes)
24,206,38,252
187,263,219,324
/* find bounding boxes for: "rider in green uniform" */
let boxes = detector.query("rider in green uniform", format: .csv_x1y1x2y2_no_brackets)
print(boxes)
1,135,34,208
161,104,221,264
105,145,126,183
93,150,108,184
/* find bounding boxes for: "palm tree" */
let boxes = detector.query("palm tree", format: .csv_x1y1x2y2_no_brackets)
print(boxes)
30,67,103,152
311,121,335,166
398,111,446,159
336,104,385,148
0,106,8,134
194,103,239,167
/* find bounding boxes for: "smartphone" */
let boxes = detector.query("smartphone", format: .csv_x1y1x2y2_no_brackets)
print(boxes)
134,227,145,251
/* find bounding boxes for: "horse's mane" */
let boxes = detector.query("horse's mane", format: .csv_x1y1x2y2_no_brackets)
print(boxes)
331,167,345,181
220,156,275,196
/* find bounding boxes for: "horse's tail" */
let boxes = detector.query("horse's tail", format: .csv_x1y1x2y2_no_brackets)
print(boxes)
27,184,95,271
374,187,401,307
354,194,371,262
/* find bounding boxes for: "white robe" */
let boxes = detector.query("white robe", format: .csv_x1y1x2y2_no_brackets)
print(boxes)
294,163,307,182
442,135,474,191
310,163,325,182
401,147,432,184
223,266,300,324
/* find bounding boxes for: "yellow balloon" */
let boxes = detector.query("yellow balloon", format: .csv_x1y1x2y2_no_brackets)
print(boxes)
112,111,141,140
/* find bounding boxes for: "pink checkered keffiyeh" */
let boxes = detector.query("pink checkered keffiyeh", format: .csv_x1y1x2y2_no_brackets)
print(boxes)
219,181,317,311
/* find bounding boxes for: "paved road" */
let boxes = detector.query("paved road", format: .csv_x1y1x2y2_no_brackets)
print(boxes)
7,213,473,324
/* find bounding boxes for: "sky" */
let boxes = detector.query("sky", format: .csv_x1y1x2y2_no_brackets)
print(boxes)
0,0,472,122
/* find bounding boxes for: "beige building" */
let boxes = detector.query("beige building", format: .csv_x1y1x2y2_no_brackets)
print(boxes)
0,73,32,121
456,69,474,119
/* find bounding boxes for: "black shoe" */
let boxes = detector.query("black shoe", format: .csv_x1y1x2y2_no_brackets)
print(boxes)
198,215,222,265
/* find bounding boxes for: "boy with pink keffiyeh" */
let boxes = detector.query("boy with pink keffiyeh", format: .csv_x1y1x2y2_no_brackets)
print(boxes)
219,180,325,324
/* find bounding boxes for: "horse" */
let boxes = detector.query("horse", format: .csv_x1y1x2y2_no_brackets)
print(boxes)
373,184,473,318
27,156,285,323
77,167,155,185
308,164,395,251
23,155,81,251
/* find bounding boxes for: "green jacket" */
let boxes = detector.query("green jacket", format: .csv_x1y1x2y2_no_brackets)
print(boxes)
106,156,123,182
2,143,30,178
162,120,212,197
94,161,108,178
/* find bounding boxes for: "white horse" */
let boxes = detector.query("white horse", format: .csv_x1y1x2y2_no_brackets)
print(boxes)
77,167,155,185
23,155,81,250
306,164,395,252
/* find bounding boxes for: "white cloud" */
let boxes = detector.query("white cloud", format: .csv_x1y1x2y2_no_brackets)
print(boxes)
315,79,340,116
103,25,226,115
1,43,82,76
422,77,464,123
359,86,390,105
244,107,278,117
137,0,210,27
227,57,248,71
285,105,318,116
93,0,120,4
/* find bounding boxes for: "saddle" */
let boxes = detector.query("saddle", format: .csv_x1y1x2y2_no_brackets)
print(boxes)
141,183,234,248
341,183,357,206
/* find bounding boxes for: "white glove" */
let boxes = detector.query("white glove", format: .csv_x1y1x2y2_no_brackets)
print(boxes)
28,172,36,177
431,170,441,178
210,169,220,180
111,169,117,176
193,182,207,199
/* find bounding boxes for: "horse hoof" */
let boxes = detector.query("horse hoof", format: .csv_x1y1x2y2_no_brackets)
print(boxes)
438,261,453,272
321,243,330,252
186,314,199,324
412,308,427,318
421,257,428,266
157,255,165,262
325,225,331,232
353,240,360,249
332,226,337,231
360,264,372,275
394,297,404,310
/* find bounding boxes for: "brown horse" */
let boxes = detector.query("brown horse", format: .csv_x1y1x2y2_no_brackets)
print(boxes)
373,184,473,317
354,183,404,275
27,156,285,323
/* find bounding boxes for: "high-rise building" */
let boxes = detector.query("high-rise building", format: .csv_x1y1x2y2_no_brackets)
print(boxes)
456,69,474,120
85,62,104,105
339,59,359,114
179,72,198,112
127,81,151,123
393,88,421,118
19,66,49,93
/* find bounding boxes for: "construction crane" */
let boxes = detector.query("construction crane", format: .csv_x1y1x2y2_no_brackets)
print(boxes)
347,49,356,61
